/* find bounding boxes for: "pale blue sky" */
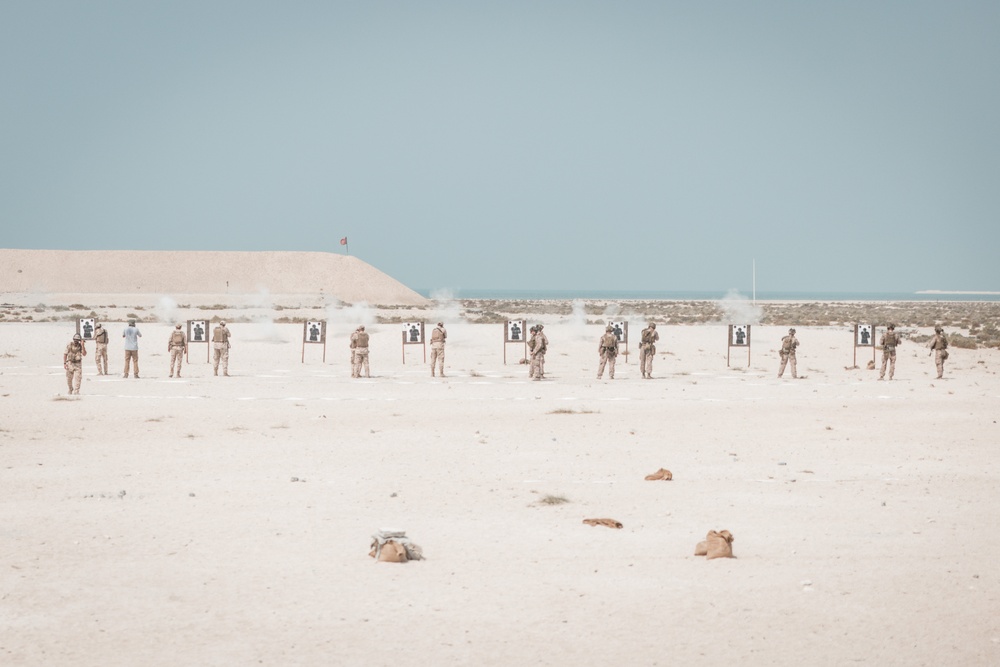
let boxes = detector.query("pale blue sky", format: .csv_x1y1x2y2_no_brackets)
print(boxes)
2,1,997,293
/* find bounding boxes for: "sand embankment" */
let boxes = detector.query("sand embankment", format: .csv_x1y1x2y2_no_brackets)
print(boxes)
0,250,428,306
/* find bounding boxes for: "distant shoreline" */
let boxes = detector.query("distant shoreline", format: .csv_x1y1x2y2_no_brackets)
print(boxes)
419,289,1000,302
915,290,1000,295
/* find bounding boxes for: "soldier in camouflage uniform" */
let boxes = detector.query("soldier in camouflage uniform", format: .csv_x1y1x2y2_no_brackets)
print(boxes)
430,322,447,377
168,323,188,378
530,324,548,380
91,323,109,375
879,324,902,380
597,325,619,379
349,326,360,370
778,328,799,379
351,325,371,378
526,325,538,378
212,322,231,376
63,333,86,395
929,326,949,379
639,323,659,379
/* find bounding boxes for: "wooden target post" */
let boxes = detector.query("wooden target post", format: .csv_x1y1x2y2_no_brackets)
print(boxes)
609,320,628,363
401,321,425,364
76,317,97,341
727,324,751,367
504,319,528,364
187,320,210,363
854,323,875,368
302,320,327,363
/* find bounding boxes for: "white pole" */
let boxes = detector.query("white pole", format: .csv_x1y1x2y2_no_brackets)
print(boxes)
752,259,756,305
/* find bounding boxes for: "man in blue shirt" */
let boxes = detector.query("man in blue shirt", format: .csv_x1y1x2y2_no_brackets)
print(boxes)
122,319,142,378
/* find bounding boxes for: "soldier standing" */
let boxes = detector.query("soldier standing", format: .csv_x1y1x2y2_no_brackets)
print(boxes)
530,324,548,380
63,333,87,394
92,323,109,375
349,326,360,370
639,323,659,379
929,326,949,379
122,319,142,379
352,325,371,378
526,325,538,378
778,328,799,379
168,323,188,378
879,324,902,380
212,321,231,376
597,325,619,379
430,321,447,377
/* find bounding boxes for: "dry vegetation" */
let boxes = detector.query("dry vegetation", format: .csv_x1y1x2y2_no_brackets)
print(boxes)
4,298,999,347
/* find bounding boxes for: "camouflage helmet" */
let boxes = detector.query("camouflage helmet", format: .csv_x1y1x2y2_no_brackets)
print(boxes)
72,333,82,341
789,328,796,334
934,326,943,333
128,319,136,325
606,326,614,332
537,324,544,330
175,323,182,329
887,323,895,330
220,321,226,327
650,322,657,328
95,323,102,329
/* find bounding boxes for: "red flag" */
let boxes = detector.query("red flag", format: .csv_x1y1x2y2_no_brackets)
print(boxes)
340,237,348,246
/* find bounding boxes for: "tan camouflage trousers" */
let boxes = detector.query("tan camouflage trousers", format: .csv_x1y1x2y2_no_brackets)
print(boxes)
778,352,797,378
213,343,229,375
353,347,370,378
597,352,616,379
123,350,139,378
935,349,946,378
530,353,545,380
169,347,184,376
430,344,445,376
639,345,655,378
65,361,82,394
879,349,896,380
94,343,108,375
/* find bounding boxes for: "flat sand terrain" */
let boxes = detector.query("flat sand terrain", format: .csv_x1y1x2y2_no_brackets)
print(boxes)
3,307,1000,666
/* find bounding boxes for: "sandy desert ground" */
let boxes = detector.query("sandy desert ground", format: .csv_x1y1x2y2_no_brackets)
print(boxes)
3,305,1000,666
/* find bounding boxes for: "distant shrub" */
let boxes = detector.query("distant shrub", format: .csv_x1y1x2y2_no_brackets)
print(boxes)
469,311,506,324
950,333,977,349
